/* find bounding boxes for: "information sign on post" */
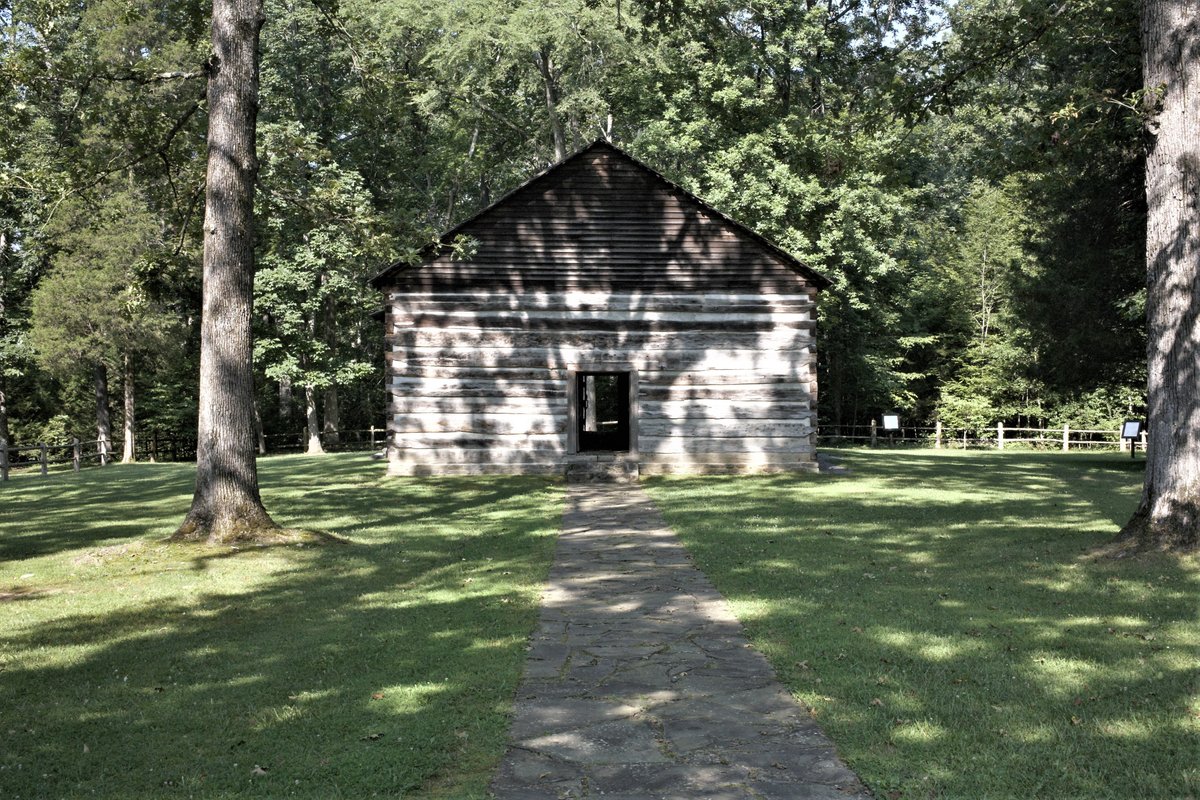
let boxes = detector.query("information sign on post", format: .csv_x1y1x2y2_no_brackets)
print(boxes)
882,414,900,446
1121,420,1143,459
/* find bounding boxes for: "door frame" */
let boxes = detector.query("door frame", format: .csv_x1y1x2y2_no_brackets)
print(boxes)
566,364,638,456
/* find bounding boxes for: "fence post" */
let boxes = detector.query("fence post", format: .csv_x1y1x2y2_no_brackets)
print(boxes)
1062,424,1069,452
997,422,1005,450
1119,427,1126,452
1140,431,1147,454
151,432,159,463
72,437,81,472
870,419,878,447
98,437,109,467
39,442,48,476
0,438,8,482
369,425,376,450
935,420,943,449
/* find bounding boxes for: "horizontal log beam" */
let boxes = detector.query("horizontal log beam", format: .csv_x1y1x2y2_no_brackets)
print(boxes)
387,446,567,464
392,316,791,334
639,384,814,402
390,432,566,450
638,420,814,438
391,413,567,435
638,369,813,385
389,378,566,399
387,347,812,371
387,462,564,477
637,436,814,454
389,329,812,352
388,291,817,308
639,399,814,416
639,460,818,475
389,398,567,415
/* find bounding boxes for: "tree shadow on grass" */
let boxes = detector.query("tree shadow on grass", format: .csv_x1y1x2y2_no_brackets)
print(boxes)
0,454,564,799
646,451,1199,799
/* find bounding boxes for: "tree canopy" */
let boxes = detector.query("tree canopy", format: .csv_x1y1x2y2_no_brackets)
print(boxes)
0,0,1149,456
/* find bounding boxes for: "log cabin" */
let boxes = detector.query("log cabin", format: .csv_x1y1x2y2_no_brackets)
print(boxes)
370,141,830,479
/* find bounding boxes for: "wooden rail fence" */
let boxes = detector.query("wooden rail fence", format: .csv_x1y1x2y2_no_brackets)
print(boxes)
0,426,386,482
818,421,1148,452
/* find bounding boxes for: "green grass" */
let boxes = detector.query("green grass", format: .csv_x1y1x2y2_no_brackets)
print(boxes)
0,454,563,799
645,450,1200,800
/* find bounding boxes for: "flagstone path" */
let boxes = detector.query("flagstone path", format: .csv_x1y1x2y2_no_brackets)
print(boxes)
491,484,871,800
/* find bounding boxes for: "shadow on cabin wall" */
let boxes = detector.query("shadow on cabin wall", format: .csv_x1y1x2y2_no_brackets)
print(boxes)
375,142,826,478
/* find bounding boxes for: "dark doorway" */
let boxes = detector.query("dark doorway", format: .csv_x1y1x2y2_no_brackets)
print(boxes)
576,372,630,452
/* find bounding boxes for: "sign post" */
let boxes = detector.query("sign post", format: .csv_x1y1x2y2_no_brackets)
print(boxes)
1121,420,1143,460
882,414,899,446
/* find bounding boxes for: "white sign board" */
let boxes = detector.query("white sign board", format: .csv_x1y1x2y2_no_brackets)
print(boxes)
1121,421,1142,439
882,414,900,430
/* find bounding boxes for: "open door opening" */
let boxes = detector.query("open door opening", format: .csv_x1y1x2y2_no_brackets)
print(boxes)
576,372,630,452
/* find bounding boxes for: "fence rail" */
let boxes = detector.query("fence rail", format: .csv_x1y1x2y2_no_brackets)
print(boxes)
0,426,386,482
817,421,1148,452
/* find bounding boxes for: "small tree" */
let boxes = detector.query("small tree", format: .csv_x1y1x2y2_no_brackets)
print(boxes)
254,122,380,454
28,191,176,463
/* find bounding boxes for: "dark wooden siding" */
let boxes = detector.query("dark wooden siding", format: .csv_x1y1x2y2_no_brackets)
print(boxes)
385,148,815,294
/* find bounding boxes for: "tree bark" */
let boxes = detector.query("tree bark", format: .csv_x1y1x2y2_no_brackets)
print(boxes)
279,374,293,421
305,382,324,454
0,370,9,454
253,396,266,455
122,353,136,463
322,384,340,447
0,232,8,452
94,363,112,465
176,0,276,542
1117,1,1200,552
321,294,340,446
536,46,567,162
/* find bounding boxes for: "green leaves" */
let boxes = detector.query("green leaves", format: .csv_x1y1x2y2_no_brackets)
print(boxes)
252,121,382,391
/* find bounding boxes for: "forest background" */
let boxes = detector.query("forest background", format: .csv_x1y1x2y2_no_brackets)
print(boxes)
0,0,1147,455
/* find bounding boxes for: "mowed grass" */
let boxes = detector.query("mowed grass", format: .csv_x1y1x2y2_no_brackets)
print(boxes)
645,450,1200,800
0,454,562,799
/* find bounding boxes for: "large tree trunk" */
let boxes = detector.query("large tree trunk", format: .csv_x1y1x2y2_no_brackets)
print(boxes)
305,382,324,454
121,353,136,463
176,0,276,542
253,397,267,455
279,374,292,421
94,363,113,466
1117,1,1200,552
321,295,340,447
0,370,9,451
0,232,8,453
322,385,340,447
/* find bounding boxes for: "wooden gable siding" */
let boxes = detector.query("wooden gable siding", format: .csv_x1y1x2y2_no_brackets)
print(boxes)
385,148,813,293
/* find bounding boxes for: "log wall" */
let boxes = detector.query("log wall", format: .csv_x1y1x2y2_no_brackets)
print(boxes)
384,291,818,476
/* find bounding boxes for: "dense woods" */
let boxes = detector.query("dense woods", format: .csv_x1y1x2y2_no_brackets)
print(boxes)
0,0,1149,457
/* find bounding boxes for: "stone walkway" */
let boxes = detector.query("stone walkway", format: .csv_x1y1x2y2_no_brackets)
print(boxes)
491,485,871,800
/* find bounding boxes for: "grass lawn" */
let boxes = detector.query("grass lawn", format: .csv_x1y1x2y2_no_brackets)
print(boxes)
0,454,562,799
646,450,1199,800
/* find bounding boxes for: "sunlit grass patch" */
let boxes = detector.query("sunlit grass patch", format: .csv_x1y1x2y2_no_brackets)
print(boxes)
0,455,562,799
646,449,1199,800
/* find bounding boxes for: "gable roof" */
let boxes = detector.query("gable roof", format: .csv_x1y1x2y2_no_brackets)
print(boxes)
370,140,831,291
